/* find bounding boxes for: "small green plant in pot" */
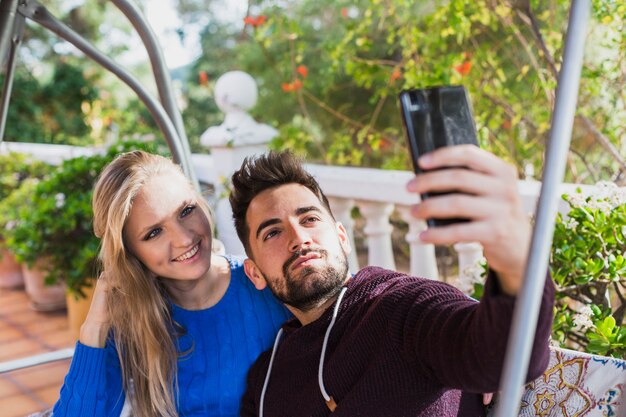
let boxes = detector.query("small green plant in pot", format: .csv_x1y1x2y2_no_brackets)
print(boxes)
0,153,52,288
0,152,52,239
3,139,164,299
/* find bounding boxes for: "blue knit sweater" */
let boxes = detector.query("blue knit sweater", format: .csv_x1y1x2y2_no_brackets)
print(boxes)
52,256,291,416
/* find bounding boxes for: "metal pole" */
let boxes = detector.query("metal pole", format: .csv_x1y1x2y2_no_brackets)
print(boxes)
17,0,190,175
0,13,24,143
0,348,74,374
494,1,590,416
110,0,197,189
0,0,19,68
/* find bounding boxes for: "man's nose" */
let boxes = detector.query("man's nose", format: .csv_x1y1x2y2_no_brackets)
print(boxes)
288,224,312,252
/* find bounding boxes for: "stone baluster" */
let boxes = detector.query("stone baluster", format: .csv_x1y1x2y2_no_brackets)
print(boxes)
200,71,277,256
328,197,359,273
358,202,395,270
397,207,439,279
453,242,484,280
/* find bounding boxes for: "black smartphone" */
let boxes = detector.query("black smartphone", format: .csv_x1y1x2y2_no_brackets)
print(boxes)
399,85,479,227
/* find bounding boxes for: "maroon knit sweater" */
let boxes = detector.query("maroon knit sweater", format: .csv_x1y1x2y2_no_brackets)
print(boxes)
240,267,555,417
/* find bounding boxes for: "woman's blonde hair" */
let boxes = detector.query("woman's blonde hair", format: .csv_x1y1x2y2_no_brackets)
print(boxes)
92,150,213,417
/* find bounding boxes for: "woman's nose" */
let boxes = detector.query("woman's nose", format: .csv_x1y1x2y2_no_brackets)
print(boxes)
172,222,194,247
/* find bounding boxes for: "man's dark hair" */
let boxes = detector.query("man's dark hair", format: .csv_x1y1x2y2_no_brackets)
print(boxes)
229,151,334,255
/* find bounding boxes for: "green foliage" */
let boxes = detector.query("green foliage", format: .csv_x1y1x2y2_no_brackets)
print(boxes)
0,153,53,245
549,184,626,358
2,61,98,145
178,0,625,182
0,153,51,202
0,72,46,143
2,140,162,297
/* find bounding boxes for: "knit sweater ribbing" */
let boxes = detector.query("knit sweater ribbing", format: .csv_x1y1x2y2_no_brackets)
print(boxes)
241,267,555,417
52,256,291,417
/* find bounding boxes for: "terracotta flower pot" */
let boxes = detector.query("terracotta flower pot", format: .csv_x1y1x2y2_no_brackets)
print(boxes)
0,248,24,289
22,260,66,312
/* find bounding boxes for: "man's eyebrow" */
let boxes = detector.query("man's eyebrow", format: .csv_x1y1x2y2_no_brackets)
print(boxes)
255,206,323,239
256,218,281,239
295,206,322,216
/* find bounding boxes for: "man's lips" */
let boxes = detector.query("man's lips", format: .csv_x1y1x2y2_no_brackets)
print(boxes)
290,252,322,270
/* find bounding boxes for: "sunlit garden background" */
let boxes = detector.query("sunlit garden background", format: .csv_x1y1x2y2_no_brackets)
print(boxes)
1,0,625,365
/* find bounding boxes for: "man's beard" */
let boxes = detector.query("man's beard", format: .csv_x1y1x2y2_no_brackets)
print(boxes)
263,248,349,312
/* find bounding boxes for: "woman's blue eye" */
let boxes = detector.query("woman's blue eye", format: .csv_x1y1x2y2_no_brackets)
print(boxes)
145,228,161,240
181,205,196,217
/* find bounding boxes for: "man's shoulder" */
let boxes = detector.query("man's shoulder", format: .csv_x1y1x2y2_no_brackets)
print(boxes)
353,266,444,289
351,266,466,302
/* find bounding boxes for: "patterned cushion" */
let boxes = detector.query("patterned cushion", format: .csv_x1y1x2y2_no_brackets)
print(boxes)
490,347,625,417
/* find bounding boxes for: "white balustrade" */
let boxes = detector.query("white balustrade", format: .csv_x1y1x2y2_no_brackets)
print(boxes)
358,201,396,270
3,142,613,284
327,197,359,273
397,206,439,279
453,242,484,281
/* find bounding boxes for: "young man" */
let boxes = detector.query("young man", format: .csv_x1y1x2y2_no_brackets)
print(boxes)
229,146,555,417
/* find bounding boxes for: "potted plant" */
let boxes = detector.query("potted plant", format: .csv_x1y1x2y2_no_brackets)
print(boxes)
0,152,51,289
3,139,163,335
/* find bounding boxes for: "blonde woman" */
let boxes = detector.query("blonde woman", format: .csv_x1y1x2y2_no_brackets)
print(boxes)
52,150,291,417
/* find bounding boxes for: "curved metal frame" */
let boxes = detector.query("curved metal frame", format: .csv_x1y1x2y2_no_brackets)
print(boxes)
0,0,198,189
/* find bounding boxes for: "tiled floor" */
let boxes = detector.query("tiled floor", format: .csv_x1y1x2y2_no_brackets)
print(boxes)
0,287,72,417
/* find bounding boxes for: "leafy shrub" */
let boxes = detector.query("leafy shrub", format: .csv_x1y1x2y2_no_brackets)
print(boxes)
3,140,164,297
0,153,52,237
551,183,626,358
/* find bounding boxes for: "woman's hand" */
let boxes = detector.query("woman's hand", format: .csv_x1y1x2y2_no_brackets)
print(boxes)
79,272,111,348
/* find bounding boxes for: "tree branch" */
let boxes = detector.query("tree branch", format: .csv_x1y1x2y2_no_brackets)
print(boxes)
515,4,558,79
578,115,626,174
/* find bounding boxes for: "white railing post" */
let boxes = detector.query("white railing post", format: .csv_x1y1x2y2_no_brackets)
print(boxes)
397,207,439,279
358,201,395,270
453,242,484,280
328,197,359,273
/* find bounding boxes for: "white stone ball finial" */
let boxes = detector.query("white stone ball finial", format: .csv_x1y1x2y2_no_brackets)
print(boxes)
214,70,258,113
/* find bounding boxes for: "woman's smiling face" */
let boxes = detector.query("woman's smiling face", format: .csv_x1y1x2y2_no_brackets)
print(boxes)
124,170,213,281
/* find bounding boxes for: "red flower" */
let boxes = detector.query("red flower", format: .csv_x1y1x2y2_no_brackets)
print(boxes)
341,7,348,18
390,68,402,82
296,65,308,78
453,61,472,76
281,79,303,93
198,71,208,86
244,15,267,28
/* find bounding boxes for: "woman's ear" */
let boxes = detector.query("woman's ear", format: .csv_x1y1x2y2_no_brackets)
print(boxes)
244,259,268,291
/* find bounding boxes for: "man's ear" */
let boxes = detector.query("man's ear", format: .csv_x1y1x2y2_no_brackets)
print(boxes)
336,221,352,255
243,258,268,291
